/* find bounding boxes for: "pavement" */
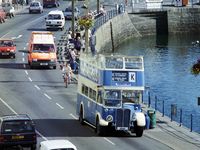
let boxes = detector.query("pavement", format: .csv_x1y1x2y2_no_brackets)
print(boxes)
142,104,200,149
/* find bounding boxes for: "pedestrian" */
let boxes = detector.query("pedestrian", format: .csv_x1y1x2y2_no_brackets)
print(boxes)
74,36,82,52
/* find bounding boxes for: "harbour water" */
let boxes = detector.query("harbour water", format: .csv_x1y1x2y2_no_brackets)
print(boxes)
115,33,200,133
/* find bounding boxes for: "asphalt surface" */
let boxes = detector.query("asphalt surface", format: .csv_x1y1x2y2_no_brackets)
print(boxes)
0,1,200,150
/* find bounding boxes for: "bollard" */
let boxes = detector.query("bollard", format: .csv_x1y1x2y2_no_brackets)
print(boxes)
148,91,151,108
162,100,165,117
155,96,157,111
179,108,182,127
190,114,193,132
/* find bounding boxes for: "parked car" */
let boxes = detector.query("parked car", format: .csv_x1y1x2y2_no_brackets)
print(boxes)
40,139,77,150
2,3,15,18
63,7,80,20
0,38,16,58
0,114,37,150
29,1,43,14
0,7,6,23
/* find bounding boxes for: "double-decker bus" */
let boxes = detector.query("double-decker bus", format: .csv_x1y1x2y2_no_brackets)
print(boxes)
76,53,146,137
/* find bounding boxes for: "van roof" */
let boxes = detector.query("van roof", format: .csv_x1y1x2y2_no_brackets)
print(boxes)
31,31,54,44
48,10,63,15
40,140,77,150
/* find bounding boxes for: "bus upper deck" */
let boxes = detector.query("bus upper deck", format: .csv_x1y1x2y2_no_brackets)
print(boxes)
79,53,144,70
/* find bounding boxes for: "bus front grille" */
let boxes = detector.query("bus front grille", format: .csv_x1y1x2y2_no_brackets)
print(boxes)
115,109,130,130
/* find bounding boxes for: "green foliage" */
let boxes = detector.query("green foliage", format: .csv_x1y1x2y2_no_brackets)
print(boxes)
78,14,94,29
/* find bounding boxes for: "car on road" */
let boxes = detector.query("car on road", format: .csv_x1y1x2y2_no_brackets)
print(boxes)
39,139,77,150
0,114,37,150
63,7,80,20
0,38,16,58
45,10,65,31
29,1,43,14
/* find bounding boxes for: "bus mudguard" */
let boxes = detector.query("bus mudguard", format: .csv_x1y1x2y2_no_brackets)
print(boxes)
135,112,146,127
96,113,109,126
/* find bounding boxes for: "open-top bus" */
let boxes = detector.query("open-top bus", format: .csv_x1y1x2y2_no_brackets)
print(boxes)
76,53,146,137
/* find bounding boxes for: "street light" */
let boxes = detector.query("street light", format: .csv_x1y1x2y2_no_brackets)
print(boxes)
72,0,75,38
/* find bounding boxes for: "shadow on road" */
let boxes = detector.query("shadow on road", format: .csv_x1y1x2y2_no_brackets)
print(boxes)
34,119,137,138
0,62,27,69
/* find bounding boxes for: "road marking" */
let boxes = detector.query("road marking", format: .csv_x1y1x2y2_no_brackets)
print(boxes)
22,58,25,62
1,32,11,38
70,113,78,119
28,77,32,82
22,53,24,56
25,70,28,75
56,103,64,109
34,85,40,90
23,64,26,68
26,43,28,46
44,93,52,100
23,47,26,50
0,97,48,141
0,97,17,114
103,137,116,145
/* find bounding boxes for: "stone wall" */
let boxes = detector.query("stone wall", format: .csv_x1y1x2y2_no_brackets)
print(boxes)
95,7,200,52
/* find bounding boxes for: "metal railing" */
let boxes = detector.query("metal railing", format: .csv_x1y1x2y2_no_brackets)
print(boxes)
143,88,200,133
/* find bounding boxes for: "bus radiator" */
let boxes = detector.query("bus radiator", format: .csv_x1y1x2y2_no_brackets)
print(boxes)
115,109,130,130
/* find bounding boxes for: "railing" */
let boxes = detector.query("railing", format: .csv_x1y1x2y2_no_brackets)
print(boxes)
143,88,200,133
91,8,124,34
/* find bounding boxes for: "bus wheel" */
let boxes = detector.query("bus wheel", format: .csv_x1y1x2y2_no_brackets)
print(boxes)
79,107,84,125
95,118,103,136
135,126,144,137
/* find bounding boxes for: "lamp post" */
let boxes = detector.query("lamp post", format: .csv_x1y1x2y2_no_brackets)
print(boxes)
72,0,75,38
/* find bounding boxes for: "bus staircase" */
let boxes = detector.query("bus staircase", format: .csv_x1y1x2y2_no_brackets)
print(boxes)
57,33,78,84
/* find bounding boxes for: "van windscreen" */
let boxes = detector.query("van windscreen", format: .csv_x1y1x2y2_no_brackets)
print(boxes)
33,44,55,52
48,14,61,20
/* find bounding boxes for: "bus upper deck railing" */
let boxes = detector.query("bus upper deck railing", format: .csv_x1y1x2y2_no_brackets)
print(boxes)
80,53,144,70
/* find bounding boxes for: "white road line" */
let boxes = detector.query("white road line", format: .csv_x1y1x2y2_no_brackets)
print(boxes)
25,70,28,75
0,97,48,141
28,77,32,82
1,32,11,38
36,131,48,141
103,137,116,146
70,113,78,119
23,64,26,68
26,43,29,46
23,47,26,50
22,58,25,62
44,93,52,100
56,103,64,109
0,97,17,114
34,85,40,90
22,53,24,56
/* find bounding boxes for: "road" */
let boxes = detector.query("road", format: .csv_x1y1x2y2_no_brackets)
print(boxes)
0,0,197,150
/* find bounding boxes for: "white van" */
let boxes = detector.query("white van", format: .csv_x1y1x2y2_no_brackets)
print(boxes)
45,10,65,31
40,140,77,150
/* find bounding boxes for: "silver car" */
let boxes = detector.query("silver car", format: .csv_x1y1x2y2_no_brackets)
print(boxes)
63,7,79,20
29,1,43,14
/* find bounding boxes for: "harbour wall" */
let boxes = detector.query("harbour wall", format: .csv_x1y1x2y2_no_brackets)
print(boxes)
95,7,200,52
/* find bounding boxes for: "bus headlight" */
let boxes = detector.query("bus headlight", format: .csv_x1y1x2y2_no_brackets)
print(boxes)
106,115,113,122
132,113,136,121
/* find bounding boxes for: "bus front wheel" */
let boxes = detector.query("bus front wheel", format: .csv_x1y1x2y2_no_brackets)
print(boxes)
95,118,104,136
79,107,85,125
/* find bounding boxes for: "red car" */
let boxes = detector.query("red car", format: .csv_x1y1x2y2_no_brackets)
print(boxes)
0,39,16,58
0,8,6,23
